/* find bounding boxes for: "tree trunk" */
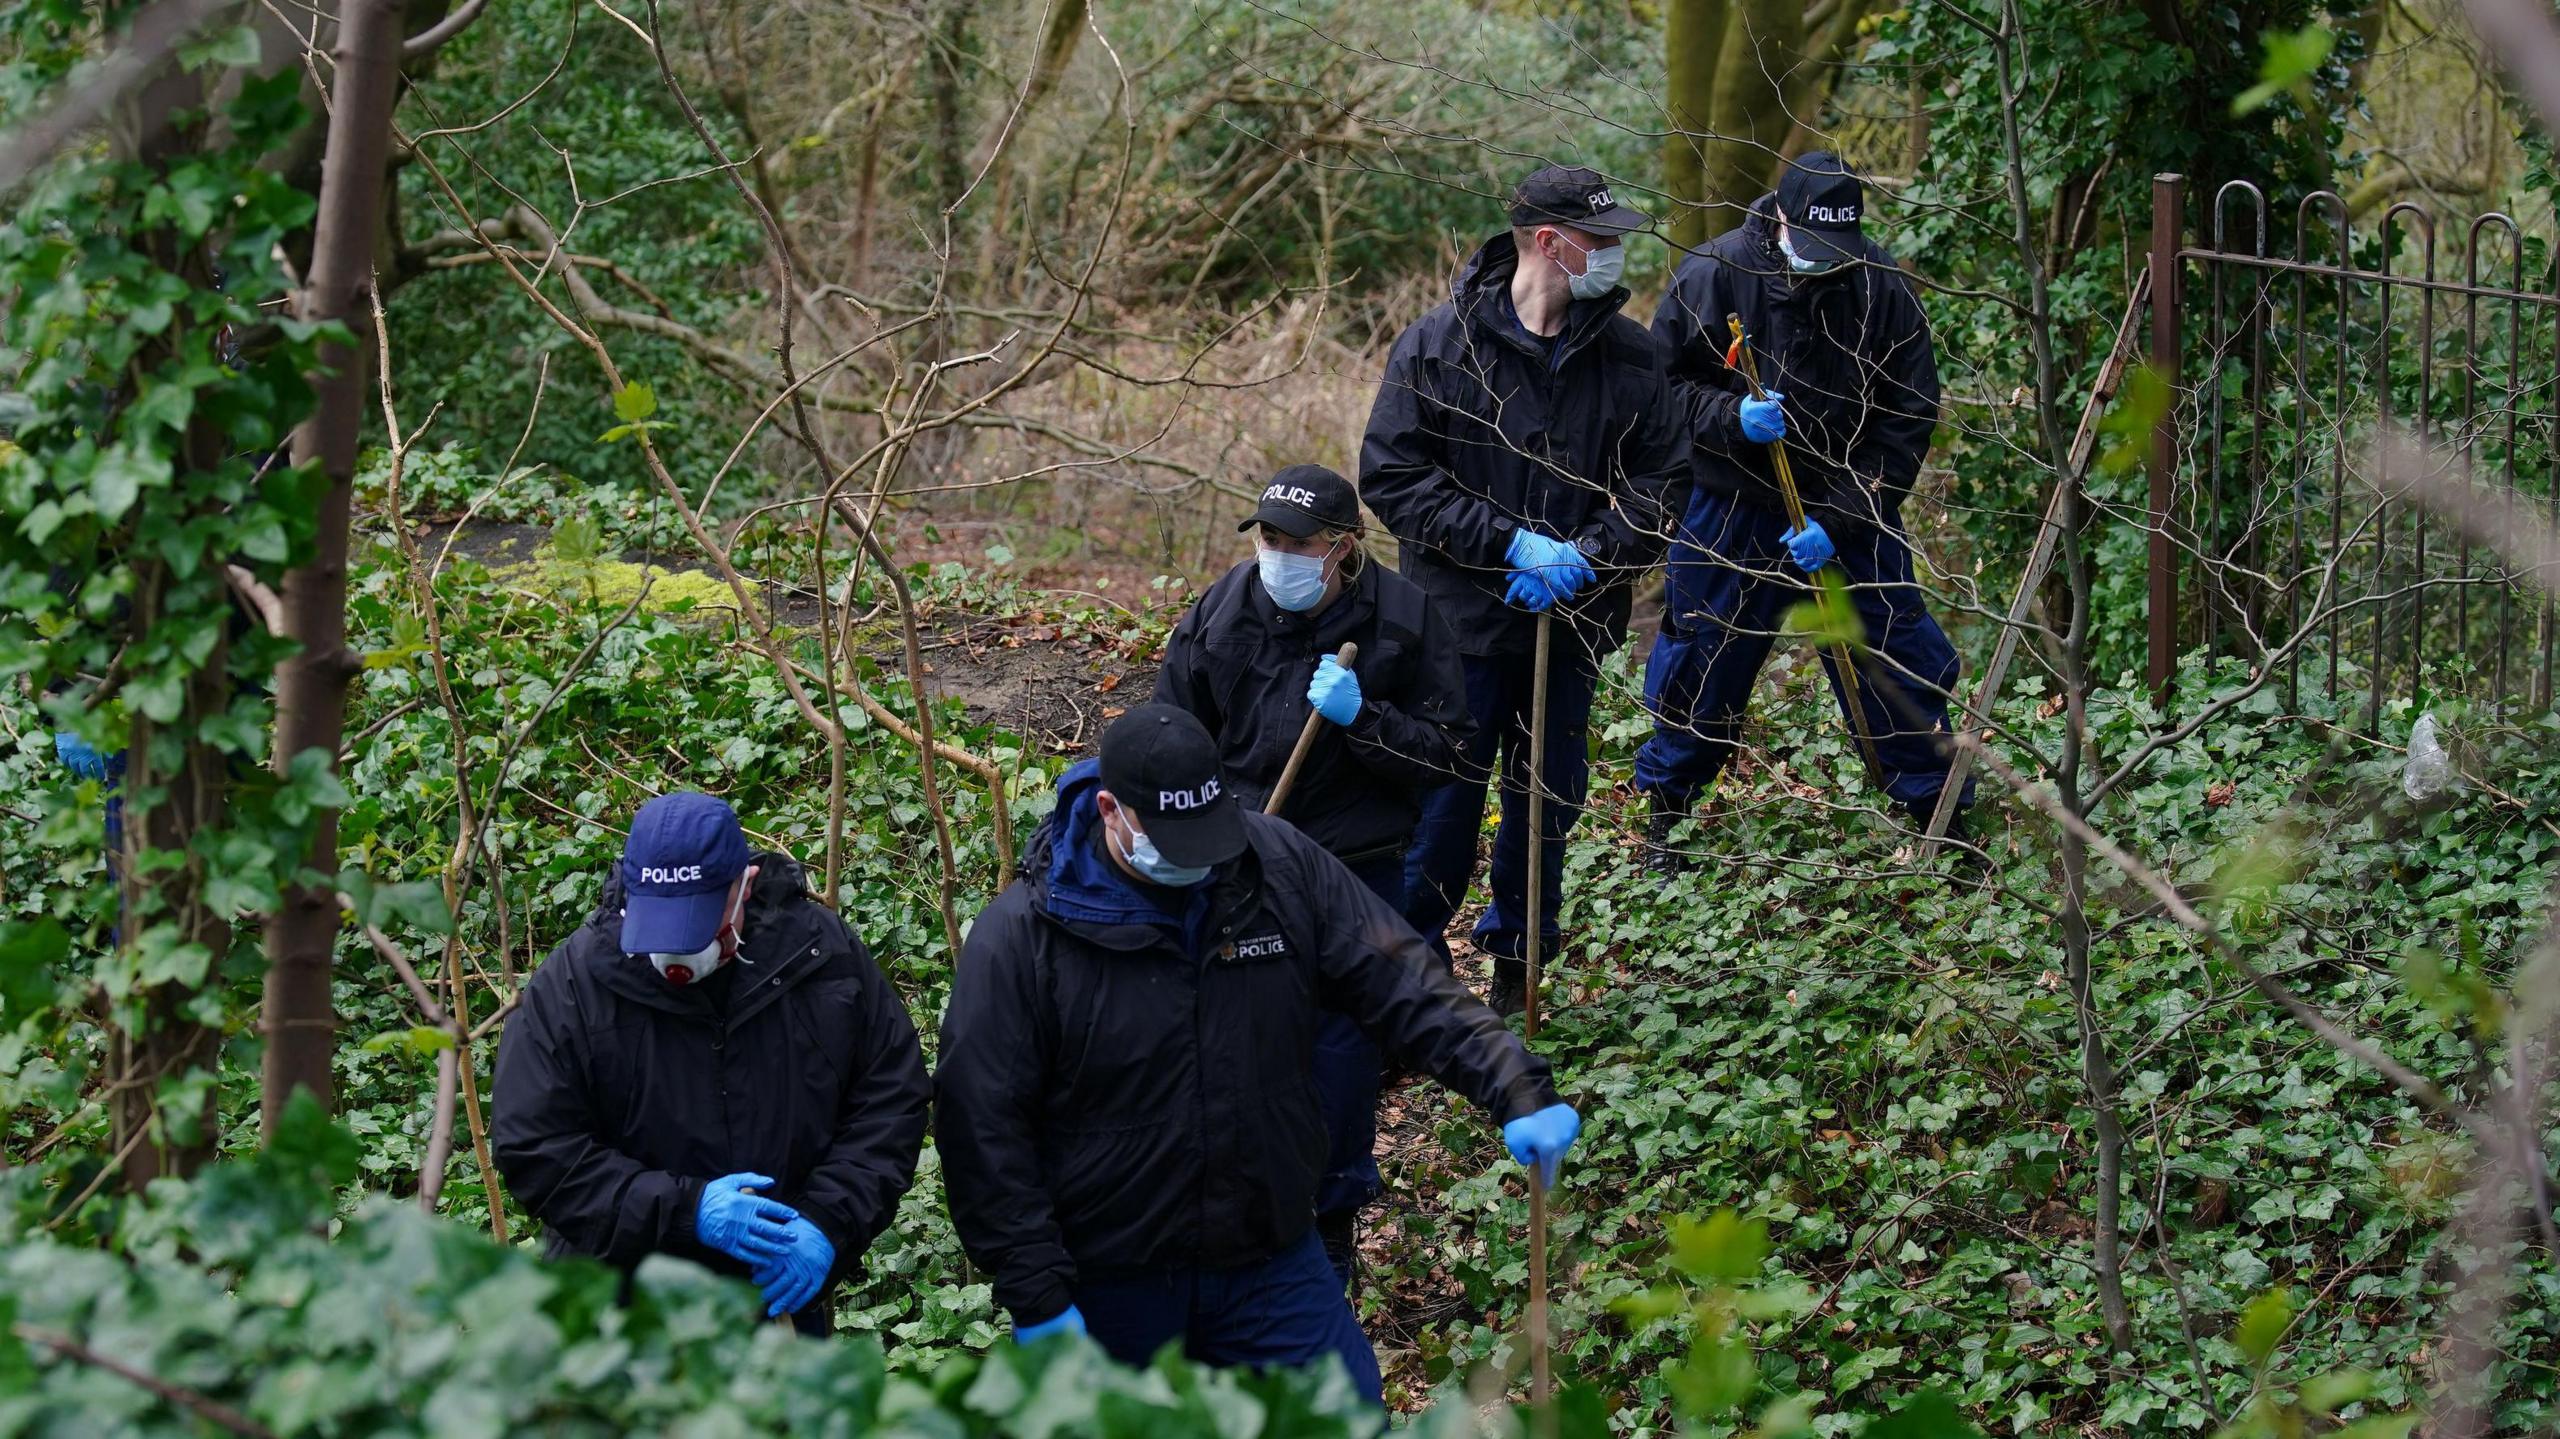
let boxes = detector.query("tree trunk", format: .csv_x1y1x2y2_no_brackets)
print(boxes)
969,0,1086,174
261,0,409,1136
112,574,229,1189
1775,0,1874,164
1662,0,1730,252
1699,0,1803,237
103,7,231,1192
926,0,977,209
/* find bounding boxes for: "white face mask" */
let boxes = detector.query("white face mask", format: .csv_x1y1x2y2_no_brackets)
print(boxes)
1257,546,1329,612
1557,234,1625,299
647,884,746,985
1778,227,1843,277
1113,815,1213,889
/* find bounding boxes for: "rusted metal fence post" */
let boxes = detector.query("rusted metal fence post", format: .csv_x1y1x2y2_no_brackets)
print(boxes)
2146,174,2186,706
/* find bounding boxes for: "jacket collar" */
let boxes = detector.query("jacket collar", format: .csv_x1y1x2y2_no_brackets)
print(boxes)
1452,231,1628,362
1026,760,1264,956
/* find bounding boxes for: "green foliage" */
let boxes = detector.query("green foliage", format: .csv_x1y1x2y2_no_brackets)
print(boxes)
2232,25,2338,117
385,0,762,492
0,5,341,1151
0,1146,1392,1438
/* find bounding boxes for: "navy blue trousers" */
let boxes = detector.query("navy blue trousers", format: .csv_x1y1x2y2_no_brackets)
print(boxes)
1076,1230,1384,1405
1403,645,1598,964
1636,492,1972,814
1312,856,1403,1223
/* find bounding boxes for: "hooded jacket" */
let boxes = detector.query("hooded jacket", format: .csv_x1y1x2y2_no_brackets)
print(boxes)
1651,193,1941,536
1152,556,1471,862
490,853,929,1335
936,761,1559,1323
1358,232,1690,657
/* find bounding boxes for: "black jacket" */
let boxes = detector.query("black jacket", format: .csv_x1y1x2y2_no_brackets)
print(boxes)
1152,558,1471,862
936,764,1559,1323
1651,194,1941,536
491,854,929,1334
1358,232,1690,657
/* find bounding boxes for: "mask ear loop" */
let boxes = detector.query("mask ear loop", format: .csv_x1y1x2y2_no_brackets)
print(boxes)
724,878,755,966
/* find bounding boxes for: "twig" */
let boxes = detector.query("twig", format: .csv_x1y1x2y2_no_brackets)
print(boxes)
418,1044,459,1210
1956,734,2473,1128
0,0,237,193
402,0,489,58
12,1324,279,1438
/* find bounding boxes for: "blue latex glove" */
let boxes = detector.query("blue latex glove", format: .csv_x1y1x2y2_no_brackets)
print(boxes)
1504,568,1560,613
1782,518,1834,573
54,732,113,782
1308,655,1362,726
1505,529,1594,601
1738,390,1788,444
1015,1305,1088,1345
695,1172,801,1265
1503,1103,1582,1189
749,1215,835,1317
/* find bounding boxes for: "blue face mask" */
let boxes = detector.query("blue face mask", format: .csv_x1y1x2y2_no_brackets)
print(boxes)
1566,238,1624,300
1118,822,1213,889
1257,546,1329,612
1778,229,1842,277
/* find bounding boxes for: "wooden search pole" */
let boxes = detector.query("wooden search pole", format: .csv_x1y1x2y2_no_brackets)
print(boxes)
1523,609,1552,1404
1264,643,1358,816
1922,270,2151,852
1723,315,1886,789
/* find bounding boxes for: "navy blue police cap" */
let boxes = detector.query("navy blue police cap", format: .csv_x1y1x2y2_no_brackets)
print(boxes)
619,791,751,954
1100,705,1246,868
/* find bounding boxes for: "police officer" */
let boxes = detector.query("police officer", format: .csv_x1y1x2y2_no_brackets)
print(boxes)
937,706,1582,1403
492,792,930,1334
1635,151,1969,865
1360,162,1689,1012
1152,462,1472,1286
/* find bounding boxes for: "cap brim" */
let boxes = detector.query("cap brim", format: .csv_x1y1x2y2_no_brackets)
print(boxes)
621,889,729,955
1144,801,1247,869
1239,502,1327,538
1577,204,1652,237
1790,225,1861,266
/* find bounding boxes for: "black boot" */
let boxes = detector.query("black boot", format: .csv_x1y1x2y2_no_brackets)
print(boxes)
1317,1209,1358,1293
1642,804,1690,879
1487,953,1527,1017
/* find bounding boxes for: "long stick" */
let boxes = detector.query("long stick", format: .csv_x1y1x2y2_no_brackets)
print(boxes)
1723,316,1886,790
1523,609,1552,1403
1923,269,2151,852
1264,642,1359,815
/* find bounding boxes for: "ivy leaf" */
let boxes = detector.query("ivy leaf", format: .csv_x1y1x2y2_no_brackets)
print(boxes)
2300,1368,2375,1416
1669,1209,1769,1283
2232,24,2334,115
127,380,195,436
178,22,262,68
2098,364,2170,477
1862,1390,1984,1438
1831,1344,1904,1395
612,381,658,423
274,747,352,825
261,1088,362,1194
235,513,289,563
361,1025,458,1058
2235,1287,2295,1365
90,447,169,522
0,919,70,1020
142,163,229,238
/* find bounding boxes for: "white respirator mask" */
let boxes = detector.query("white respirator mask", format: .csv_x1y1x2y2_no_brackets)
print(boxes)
647,885,746,986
